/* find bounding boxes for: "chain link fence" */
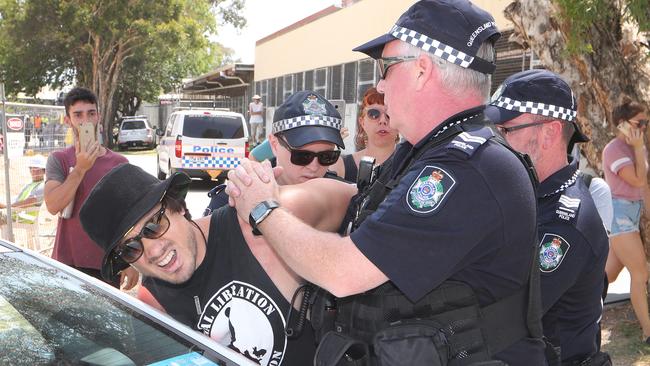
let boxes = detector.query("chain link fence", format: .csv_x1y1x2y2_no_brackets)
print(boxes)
1,99,68,254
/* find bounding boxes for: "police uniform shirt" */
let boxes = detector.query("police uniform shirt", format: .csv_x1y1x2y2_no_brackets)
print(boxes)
349,107,544,363
537,160,608,362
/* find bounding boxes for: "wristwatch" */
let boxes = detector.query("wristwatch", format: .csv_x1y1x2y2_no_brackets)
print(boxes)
249,200,280,236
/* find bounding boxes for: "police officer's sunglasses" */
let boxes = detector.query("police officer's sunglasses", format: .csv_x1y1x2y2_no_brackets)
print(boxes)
377,55,418,79
277,137,341,166
495,120,558,135
114,203,170,263
366,108,390,121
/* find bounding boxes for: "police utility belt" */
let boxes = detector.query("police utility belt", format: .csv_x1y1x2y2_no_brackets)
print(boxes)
311,120,542,366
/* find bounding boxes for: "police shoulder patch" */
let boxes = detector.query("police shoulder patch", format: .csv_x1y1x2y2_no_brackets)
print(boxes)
555,194,581,223
447,129,492,158
538,233,571,273
406,165,456,215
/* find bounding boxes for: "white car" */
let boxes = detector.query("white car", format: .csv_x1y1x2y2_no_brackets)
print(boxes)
156,109,249,181
0,239,254,365
117,116,155,150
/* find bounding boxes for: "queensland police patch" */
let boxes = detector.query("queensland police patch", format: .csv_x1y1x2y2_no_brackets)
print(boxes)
538,233,571,273
406,165,456,215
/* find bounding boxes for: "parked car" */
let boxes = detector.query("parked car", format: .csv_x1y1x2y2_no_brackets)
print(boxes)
117,115,155,150
156,109,249,181
0,239,253,365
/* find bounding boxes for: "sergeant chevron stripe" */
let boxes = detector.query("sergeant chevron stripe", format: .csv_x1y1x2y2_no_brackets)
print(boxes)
458,132,486,144
558,195,581,208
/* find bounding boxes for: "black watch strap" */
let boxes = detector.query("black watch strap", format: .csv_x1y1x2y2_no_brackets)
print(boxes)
249,200,280,236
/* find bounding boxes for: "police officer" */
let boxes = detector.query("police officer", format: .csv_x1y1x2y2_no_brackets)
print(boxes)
485,70,611,366
226,0,545,364
204,90,344,213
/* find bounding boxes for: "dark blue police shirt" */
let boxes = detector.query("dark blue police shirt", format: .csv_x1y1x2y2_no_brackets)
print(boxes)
349,106,545,364
537,160,608,362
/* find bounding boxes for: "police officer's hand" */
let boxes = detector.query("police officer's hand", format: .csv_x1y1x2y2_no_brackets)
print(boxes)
226,159,280,221
226,158,283,206
75,139,100,173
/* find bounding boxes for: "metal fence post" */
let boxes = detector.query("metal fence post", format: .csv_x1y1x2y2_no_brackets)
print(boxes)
1,83,14,242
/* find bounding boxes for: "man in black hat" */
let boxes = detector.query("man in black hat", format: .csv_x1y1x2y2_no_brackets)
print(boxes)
79,164,354,366
226,0,545,364
485,70,611,365
204,90,344,213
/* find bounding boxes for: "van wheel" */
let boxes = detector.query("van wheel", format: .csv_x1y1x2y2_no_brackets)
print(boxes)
156,156,166,180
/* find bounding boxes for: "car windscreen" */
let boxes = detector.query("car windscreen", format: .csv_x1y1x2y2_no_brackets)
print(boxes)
182,115,244,139
0,253,234,365
121,120,147,130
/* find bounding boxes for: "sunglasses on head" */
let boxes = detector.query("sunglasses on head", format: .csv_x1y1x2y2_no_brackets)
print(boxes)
277,137,341,166
114,203,170,263
366,108,389,121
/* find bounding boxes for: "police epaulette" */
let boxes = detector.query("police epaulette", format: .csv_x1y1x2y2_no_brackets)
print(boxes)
446,127,493,157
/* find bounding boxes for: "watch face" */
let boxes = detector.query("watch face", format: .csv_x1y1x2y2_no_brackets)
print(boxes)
251,202,268,221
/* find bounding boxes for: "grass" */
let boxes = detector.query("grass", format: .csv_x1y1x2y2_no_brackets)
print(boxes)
602,301,650,365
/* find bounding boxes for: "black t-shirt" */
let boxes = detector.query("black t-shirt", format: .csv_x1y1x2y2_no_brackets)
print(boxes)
537,161,608,362
349,107,545,364
143,207,316,365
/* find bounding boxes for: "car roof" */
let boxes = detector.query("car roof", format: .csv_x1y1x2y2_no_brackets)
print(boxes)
172,109,243,117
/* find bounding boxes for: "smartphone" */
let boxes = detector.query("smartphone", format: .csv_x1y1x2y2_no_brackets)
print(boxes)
617,121,631,138
78,122,96,149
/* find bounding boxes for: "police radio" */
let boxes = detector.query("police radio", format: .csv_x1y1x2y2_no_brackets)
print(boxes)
356,156,377,191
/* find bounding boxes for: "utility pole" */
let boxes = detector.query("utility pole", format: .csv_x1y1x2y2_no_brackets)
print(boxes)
1,83,14,242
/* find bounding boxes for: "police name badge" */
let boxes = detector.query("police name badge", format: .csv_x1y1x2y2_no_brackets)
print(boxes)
538,233,571,273
406,165,456,215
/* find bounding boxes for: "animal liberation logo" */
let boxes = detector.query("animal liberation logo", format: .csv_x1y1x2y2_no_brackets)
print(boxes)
198,281,287,365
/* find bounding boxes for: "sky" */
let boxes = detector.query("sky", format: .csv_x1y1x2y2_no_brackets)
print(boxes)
215,0,340,64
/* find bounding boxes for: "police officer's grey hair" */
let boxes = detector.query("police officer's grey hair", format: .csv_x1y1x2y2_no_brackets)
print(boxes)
398,41,494,101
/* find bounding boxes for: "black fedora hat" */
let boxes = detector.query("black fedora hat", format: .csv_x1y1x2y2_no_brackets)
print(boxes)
80,164,191,280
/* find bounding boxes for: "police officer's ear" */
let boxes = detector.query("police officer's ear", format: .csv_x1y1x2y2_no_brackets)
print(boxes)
541,120,563,150
414,54,434,91
269,134,280,155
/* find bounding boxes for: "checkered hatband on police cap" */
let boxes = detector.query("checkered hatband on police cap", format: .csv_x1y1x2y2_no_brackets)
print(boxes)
390,25,475,69
491,96,577,122
272,115,343,134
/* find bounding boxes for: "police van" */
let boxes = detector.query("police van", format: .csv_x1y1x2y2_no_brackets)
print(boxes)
156,109,249,181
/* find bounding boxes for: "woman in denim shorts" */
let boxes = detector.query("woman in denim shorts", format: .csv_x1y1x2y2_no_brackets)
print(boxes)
602,98,650,342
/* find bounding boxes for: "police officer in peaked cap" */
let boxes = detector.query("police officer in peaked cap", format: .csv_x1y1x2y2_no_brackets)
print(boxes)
486,70,611,366
226,1,545,364
204,90,345,213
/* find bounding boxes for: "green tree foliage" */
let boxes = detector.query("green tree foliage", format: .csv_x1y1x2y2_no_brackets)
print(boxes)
553,0,649,55
0,0,245,141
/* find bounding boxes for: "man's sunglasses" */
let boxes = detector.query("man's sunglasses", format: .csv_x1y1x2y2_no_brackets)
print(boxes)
628,119,649,128
496,120,557,135
277,137,341,166
114,203,169,263
366,108,389,121
377,55,418,79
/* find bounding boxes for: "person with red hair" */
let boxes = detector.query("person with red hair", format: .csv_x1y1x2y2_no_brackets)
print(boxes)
331,87,399,182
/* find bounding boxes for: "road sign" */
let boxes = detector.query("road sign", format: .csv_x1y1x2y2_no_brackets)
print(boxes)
7,117,23,131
